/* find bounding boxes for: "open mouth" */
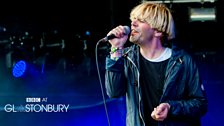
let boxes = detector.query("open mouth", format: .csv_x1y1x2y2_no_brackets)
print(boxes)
131,29,139,36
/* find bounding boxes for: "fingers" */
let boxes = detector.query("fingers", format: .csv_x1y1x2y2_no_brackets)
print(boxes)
151,103,170,121
107,25,127,38
151,108,157,119
107,25,129,47
151,107,164,121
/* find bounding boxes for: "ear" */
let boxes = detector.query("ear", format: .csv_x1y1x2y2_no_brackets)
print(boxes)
154,30,162,38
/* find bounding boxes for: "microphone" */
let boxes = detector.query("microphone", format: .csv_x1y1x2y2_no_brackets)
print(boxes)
102,26,130,42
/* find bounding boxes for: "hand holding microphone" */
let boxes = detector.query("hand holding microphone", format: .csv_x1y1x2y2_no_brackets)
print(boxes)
103,25,130,48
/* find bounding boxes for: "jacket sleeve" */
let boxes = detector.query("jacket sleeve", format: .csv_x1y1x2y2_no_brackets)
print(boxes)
105,56,127,98
167,55,208,118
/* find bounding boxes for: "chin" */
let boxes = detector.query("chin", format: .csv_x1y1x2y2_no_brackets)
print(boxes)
129,37,140,45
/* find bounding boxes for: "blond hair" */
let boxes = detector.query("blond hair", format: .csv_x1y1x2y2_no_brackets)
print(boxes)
130,2,175,40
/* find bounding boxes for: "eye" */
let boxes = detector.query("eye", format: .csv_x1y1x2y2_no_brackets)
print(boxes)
138,19,145,23
130,17,137,21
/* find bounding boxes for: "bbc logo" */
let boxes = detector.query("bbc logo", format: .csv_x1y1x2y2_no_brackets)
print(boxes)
26,98,41,103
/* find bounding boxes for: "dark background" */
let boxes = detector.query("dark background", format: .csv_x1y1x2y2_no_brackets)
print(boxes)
0,0,223,53
0,0,223,50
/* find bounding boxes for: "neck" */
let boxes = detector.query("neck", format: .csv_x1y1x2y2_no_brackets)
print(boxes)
140,40,165,60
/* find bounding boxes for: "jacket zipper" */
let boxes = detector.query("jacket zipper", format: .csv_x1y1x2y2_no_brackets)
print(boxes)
126,56,145,126
162,57,183,101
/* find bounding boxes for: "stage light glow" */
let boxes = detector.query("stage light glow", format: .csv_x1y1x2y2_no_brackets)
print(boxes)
12,60,27,78
189,7,216,22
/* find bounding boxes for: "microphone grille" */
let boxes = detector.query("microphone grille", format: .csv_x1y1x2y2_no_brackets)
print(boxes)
124,26,130,35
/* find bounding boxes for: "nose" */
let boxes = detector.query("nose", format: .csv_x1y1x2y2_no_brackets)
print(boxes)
131,19,138,27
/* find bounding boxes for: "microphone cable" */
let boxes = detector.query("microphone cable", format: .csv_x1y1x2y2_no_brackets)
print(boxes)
94,37,132,126
95,38,111,126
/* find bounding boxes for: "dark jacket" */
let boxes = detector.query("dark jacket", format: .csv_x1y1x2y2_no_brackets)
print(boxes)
105,44,208,126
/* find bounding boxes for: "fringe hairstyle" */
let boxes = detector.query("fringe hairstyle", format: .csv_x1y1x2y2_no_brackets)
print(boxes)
130,1,175,40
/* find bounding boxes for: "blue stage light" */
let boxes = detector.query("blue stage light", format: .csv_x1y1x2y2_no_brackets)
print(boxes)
12,60,27,78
